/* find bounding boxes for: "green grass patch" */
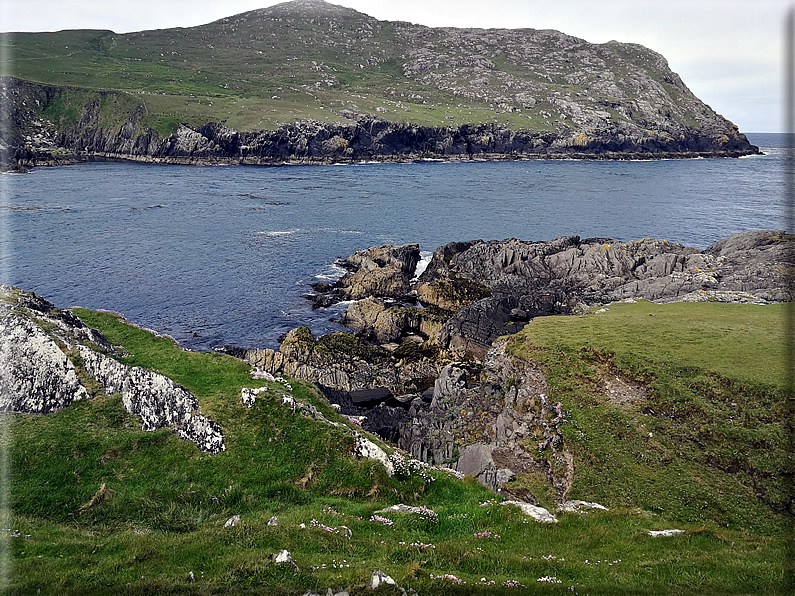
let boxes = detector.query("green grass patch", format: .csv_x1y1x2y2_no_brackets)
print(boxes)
4,304,792,594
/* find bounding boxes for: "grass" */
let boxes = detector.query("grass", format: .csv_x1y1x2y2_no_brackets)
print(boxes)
3,303,792,594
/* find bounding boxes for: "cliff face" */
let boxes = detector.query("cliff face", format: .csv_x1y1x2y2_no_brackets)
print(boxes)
0,285,225,454
2,0,759,168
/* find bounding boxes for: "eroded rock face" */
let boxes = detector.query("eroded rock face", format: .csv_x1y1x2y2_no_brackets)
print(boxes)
336,244,421,300
0,286,225,454
245,326,439,397
392,340,575,499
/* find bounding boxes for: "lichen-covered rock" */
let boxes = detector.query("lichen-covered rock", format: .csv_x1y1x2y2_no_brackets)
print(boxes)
0,285,225,454
335,244,421,300
0,311,88,413
416,230,790,358
245,326,439,396
76,346,225,454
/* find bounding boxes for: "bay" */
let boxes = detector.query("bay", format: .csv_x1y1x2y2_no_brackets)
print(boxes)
0,133,788,350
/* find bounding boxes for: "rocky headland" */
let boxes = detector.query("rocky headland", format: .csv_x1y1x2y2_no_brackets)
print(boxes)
245,230,791,495
2,0,759,171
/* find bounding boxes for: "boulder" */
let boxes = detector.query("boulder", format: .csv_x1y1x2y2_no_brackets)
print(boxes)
335,244,420,300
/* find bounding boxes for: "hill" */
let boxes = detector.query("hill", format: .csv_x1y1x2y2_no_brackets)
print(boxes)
1,0,758,168
1,277,790,594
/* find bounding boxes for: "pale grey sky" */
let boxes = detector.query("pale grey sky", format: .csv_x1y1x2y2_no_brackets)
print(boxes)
1,0,792,132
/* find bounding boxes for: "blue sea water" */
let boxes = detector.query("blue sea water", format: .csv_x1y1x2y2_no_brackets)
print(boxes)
1,133,789,350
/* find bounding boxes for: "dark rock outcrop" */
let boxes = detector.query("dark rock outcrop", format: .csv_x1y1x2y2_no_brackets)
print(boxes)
416,230,791,359
245,326,439,398
249,229,790,499
0,285,225,453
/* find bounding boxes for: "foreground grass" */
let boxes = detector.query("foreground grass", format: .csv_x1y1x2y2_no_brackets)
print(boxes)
4,305,792,594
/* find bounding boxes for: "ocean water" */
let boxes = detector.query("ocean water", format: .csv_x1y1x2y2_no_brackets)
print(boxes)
1,133,789,350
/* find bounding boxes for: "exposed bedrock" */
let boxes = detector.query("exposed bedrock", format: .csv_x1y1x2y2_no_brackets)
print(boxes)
418,230,791,359
254,229,791,496
0,285,225,453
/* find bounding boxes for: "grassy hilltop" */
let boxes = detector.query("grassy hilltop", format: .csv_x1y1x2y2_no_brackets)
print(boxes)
1,0,755,160
4,300,791,595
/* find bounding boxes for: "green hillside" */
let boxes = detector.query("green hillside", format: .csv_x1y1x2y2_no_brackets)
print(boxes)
1,0,751,144
4,302,790,594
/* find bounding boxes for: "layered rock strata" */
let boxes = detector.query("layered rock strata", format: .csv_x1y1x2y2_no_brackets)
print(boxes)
253,230,791,498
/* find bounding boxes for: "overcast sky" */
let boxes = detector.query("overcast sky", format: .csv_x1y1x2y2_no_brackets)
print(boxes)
2,0,792,132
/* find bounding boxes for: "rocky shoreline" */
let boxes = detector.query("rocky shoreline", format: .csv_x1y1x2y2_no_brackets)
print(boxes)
244,230,791,495
3,75,760,173
2,230,790,501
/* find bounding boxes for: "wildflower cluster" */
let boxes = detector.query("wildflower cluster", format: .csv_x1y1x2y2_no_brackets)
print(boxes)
369,515,394,527
345,415,363,426
4,528,30,538
473,530,501,539
310,519,339,534
410,505,438,522
479,499,498,507
503,580,526,588
542,554,564,561
430,573,465,584
480,577,496,585
389,451,435,484
447,513,468,520
537,576,563,583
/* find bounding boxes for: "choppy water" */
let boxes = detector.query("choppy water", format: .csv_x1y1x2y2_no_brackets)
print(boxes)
1,133,788,350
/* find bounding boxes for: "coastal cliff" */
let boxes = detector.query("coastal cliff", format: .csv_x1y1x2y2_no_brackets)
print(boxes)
2,0,759,169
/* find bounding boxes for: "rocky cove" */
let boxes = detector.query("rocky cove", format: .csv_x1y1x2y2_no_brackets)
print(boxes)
241,230,790,496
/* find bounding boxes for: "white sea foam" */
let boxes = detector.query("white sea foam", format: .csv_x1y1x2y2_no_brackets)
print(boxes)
314,262,347,281
411,250,433,281
257,229,299,237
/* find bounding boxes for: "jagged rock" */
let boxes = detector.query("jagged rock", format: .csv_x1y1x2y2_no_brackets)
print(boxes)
369,570,401,592
335,244,420,301
353,435,395,476
245,326,439,397
267,516,279,526
241,386,268,408
0,311,89,413
417,230,791,357
272,549,299,570
224,515,241,528
0,285,225,454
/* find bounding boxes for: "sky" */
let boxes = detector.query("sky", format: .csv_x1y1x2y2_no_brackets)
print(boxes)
1,0,793,133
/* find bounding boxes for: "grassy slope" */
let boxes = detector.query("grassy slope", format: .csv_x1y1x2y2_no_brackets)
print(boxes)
0,7,687,136
4,304,792,594
1,25,522,133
